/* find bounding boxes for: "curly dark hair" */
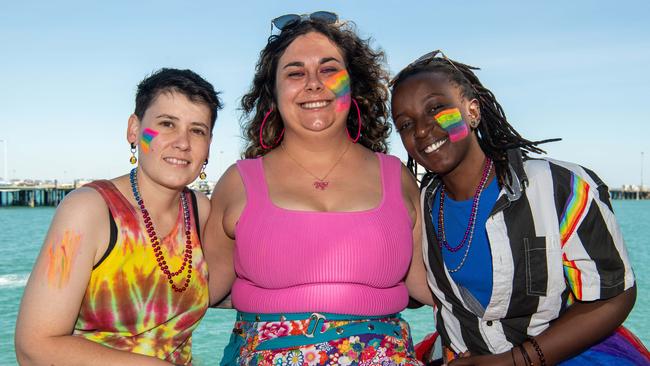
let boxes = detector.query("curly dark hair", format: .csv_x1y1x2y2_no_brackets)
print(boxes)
241,19,391,158
391,54,559,185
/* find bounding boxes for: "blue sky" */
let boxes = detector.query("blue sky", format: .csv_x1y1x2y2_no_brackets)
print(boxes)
1,1,649,187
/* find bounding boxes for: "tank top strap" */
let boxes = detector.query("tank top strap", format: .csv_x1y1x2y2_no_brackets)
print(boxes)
84,180,136,219
236,158,269,207
185,189,201,240
377,153,405,207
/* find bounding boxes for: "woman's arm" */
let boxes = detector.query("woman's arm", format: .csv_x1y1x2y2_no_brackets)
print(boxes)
15,188,172,366
449,287,636,366
401,165,435,306
525,286,635,365
203,164,244,306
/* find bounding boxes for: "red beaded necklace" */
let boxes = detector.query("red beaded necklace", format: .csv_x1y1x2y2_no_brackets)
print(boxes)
436,158,493,273
130,168,192,292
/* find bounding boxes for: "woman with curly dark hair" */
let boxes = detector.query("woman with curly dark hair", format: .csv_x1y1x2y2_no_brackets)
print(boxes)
204,12,432,366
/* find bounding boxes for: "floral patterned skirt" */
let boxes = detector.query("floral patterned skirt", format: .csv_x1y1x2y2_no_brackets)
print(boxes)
220,313,423,366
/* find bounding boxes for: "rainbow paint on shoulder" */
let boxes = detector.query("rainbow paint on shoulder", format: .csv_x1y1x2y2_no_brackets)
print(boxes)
46,229,82,289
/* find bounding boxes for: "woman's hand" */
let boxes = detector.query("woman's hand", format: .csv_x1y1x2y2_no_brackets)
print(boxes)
525,285,636,365
448,285,636,366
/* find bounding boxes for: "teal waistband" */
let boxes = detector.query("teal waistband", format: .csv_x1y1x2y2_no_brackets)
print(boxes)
234,312,404,352
236,311,400,323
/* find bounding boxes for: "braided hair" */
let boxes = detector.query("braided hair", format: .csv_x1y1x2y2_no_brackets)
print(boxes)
391,55,558,185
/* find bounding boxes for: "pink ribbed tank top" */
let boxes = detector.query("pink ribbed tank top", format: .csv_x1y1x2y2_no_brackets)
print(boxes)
231,153,413,316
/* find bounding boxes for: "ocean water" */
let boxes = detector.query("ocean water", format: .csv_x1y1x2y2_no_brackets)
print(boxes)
1,201,648,365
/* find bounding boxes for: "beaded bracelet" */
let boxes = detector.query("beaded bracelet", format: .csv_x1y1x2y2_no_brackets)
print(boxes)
528,337,547,366
510,347,518,366
518,344,534,366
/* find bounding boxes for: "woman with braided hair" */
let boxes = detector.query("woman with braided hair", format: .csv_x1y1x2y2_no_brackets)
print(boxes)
390,51,648,365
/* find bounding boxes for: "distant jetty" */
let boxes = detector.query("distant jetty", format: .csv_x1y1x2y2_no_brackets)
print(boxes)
609,185,650,200
0,183,75,207
0,181,646,207
0,180,214,207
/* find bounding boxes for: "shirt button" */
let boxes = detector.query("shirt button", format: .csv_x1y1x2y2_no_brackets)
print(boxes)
486,321,493,326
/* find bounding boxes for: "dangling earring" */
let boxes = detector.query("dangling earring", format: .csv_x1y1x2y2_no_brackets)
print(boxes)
199,160,208,180
346,98,362,143
129,143,137,164
259,107,285,149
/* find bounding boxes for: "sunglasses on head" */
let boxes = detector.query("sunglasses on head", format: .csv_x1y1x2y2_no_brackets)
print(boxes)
389,49,478,90
271,11,338,31
408,49,447,69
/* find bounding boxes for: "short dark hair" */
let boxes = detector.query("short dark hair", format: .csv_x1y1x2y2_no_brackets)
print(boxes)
134,68,222,129
240,19,390,158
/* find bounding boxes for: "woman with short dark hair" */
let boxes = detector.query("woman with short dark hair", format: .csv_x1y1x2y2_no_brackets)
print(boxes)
16,68,222,365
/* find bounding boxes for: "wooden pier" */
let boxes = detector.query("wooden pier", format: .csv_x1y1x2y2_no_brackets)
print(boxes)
1,182,645,206
0,185,75,207
609,188,650,200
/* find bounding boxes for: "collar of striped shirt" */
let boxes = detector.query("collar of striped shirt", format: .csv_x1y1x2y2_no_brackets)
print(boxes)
421,148,529,212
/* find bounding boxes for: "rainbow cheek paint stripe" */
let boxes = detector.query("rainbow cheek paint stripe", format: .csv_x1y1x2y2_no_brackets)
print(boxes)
140,128,159,154
434,108,469,142
324,70,351,112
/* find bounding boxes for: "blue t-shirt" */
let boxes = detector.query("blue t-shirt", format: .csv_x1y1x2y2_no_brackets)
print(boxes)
432,178,499,310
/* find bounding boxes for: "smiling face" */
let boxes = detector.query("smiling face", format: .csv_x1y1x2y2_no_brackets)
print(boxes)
391,71,481,175
127,90,212,189
274,31,350,135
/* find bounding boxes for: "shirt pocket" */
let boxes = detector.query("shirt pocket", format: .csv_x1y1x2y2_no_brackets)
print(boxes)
524,237,548,296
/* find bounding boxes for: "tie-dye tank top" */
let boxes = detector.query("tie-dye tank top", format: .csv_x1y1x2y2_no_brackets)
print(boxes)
73,180,209,365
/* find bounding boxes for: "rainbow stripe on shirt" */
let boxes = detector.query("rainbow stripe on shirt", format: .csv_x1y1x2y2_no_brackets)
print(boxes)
141,128,159,154
324,70,351,112
434,108,468,142
563,254,583,301
559,173,590,301
559,174,590,245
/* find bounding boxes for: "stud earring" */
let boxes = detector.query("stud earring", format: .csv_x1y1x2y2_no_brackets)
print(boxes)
129,143,137,164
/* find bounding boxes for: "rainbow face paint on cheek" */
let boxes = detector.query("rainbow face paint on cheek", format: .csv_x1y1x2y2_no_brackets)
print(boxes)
140,128,159,154
434,107,469,142
324,70,351,112
46,230,82,289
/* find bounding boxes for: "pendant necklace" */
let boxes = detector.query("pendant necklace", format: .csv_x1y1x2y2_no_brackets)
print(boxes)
281,142,351,190
436,157,493,273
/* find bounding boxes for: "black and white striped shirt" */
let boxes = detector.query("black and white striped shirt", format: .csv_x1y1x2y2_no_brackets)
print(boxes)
420,149,635,355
